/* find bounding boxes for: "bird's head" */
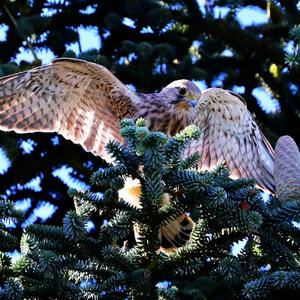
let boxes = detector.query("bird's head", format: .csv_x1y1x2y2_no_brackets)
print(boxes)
160,79,201,112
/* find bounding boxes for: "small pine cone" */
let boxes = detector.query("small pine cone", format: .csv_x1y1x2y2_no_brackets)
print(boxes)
274,135,300,203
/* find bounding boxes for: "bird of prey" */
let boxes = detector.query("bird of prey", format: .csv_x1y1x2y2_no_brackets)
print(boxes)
0,58,200,163
0,58,276,251
0,58,200,253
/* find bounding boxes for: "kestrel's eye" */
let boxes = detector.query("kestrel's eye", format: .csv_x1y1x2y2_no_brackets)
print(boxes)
178,87,188,96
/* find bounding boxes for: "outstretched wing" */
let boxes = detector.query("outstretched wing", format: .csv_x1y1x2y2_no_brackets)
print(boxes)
0,58,138,162
185,88,275,193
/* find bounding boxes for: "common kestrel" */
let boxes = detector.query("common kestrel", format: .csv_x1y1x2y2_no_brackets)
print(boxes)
0,58,278,252
0,58,200,252
0,58,200,162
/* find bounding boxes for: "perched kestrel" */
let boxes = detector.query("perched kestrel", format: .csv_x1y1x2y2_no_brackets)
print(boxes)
0,58,200,162
0,58,278,251
0,58,200,252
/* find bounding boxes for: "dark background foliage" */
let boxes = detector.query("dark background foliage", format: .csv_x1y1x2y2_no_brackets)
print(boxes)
0,0,299,243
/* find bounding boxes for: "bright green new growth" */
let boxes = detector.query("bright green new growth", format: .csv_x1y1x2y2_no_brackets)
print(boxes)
1,120,300,300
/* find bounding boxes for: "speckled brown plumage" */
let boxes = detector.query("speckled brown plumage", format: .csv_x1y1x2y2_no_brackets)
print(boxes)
0,58,200,253
186,88,275,193
0,58,200,162
0,59,278,251
275,136,300,203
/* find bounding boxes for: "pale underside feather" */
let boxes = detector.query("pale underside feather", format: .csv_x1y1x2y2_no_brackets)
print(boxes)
185,88,275,193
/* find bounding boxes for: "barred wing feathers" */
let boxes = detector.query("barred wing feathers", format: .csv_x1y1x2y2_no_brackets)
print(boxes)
0,58,138,162
186,88,275,193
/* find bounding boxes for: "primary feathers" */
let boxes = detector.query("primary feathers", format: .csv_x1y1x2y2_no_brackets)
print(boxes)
0,59,275,192
0,58,200,162
0,58,200,253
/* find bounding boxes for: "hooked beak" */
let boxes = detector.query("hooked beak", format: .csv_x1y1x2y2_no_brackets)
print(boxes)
189,99,198,108
171,97,199,109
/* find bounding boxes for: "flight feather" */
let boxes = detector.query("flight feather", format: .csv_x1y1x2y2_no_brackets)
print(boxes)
185,88,275,193
0,58,138,161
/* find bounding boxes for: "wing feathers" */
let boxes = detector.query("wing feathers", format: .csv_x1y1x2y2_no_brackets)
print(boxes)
0,58,138,161
187,88,275,193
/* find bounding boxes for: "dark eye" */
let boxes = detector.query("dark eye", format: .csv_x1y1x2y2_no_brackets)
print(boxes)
178,87,188,96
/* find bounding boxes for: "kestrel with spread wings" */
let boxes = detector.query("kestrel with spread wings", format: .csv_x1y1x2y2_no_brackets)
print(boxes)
0,58,276,252
0,58,200,162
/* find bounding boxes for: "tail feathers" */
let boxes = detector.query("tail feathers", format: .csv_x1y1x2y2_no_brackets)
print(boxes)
159,213,194,254
132,214,194,255
118,177,195,254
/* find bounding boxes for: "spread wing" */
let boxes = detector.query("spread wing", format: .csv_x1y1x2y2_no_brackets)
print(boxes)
0,58,138,162
185,88,275,193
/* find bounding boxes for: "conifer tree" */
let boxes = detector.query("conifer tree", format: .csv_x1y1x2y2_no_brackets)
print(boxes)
1,2,300,299
0,199,24,299
2,0,300,239
1,120,299,300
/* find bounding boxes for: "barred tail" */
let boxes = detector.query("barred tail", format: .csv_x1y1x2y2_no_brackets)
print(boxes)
159,213,194,254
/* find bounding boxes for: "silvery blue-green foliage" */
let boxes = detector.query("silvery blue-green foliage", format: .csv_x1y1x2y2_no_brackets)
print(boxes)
285,25,300,68
0,119,299,299
0,200,24,299
242,271,300,299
